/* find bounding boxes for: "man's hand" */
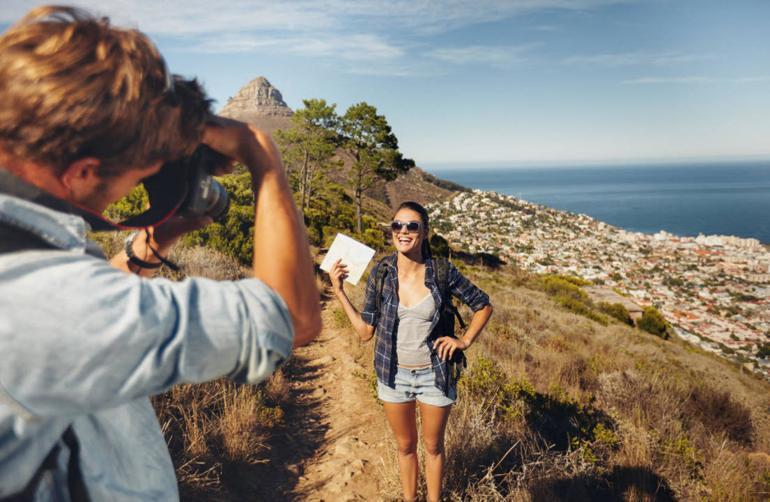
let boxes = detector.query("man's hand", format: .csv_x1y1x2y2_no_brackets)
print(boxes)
151,214,213,254
201,115,281,181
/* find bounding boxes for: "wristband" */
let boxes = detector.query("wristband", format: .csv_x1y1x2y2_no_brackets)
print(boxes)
124,232,161,270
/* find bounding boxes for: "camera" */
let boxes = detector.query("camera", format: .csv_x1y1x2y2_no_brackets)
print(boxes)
176,145,230,221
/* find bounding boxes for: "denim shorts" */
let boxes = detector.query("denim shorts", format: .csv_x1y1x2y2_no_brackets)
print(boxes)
377,366,457,407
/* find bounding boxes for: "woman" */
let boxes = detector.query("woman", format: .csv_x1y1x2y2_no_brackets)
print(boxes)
330,201,493,502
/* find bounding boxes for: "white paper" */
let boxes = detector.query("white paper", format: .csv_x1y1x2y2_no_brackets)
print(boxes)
320,233,376,286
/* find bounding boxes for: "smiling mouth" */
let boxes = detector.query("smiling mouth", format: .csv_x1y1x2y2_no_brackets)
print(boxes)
397,237,413,244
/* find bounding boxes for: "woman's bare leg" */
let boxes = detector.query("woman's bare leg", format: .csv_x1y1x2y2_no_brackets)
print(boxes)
419,402,452,502
383,401,419,501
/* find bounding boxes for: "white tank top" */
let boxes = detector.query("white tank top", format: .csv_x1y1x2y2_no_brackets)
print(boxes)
396,293,436,368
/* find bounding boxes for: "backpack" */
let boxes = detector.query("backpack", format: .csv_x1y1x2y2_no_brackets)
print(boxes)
374,256,468,385
0,222,91,502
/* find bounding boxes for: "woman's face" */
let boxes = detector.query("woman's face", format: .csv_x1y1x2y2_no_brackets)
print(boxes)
391,208,427,256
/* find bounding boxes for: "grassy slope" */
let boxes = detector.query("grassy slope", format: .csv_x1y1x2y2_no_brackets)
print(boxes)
439,262,770,501
143,239,770,500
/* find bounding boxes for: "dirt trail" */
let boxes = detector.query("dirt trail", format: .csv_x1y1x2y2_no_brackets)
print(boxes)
279,306,396,501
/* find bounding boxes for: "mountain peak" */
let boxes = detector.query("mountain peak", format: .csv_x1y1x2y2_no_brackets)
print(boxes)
219,76,293,132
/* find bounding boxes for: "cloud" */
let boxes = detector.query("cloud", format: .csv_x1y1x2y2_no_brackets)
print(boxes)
0,1,334,35
427,44,535,67
1,0,634,37
190,33,404,61
564,51,707,67
622,75,770,84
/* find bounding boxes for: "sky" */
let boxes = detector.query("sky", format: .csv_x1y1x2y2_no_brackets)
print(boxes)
1,0,770,168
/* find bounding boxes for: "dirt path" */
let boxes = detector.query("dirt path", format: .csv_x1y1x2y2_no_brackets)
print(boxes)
278,306,397,501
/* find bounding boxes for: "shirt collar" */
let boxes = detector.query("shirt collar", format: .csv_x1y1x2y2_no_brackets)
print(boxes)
0,170,89,251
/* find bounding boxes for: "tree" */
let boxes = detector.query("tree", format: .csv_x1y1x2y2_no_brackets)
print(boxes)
340,102,413,233
275,99,340,214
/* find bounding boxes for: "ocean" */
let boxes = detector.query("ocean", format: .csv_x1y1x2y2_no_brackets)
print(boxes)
428,161,770,244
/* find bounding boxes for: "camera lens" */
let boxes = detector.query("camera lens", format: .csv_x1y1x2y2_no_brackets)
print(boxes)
205,179,230,221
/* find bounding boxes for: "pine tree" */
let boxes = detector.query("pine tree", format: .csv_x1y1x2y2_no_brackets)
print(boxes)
276,99,340,214
340,102,413,234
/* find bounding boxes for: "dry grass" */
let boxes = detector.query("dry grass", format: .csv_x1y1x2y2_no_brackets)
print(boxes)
425,263,770,501
110,240,770,500
152,377,288,499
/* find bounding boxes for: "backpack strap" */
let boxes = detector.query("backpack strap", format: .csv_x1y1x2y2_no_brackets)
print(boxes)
433,257,466,330
0,223,56,254
0,222,91,501
373,256,390,316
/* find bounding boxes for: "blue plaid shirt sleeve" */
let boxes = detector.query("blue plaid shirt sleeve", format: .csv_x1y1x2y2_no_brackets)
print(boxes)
448,262,491,312
360,261,381,326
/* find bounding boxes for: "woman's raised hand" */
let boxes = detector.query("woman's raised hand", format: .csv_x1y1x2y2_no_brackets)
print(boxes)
329,258,349,294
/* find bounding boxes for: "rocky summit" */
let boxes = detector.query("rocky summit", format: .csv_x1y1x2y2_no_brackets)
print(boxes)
219,76,293,132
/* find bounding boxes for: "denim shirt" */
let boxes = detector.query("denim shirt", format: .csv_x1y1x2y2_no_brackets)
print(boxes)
0,179,294,500
360,254,490,395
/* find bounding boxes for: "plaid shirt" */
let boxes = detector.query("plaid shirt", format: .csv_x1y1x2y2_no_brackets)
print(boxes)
361,254,491,395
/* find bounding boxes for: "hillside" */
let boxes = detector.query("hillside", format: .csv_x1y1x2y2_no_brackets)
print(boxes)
145,244,770,501
427,190,770,378
135,75,770,500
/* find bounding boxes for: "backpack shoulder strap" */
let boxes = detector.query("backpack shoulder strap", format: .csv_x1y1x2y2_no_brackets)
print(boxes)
434,256,450,302
374,256,390,314
434,257,467,330
0,222,56,254
0,223,91,501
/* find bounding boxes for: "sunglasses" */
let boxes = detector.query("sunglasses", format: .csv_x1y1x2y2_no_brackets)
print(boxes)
391,220,421,233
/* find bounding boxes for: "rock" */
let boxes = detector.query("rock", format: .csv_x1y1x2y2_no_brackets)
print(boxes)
316,355,335,365
218,76,293,133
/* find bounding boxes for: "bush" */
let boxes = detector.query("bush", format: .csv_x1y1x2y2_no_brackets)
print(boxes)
598,302,633,326
638,306,672,339
683,385,754,446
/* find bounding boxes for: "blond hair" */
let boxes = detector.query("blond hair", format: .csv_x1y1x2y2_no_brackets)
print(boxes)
0,6,207,175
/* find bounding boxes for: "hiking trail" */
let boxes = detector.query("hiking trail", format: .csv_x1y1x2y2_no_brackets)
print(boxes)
277,305,396,501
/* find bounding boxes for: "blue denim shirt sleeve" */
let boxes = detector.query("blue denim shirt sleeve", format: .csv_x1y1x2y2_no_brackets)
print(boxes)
360,260,382,327
0,251,294,417
448,261,491,312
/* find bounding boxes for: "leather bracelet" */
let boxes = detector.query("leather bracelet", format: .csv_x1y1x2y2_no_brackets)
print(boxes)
124,232,161,270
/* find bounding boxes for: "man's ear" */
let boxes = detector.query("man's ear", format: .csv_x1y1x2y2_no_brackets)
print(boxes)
60,157,102,195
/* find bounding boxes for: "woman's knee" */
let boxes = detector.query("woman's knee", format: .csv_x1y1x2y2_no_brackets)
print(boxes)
422,438,444,457
396,437,418,456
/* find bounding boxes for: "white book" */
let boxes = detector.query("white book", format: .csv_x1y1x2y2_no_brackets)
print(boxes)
320,233,376,286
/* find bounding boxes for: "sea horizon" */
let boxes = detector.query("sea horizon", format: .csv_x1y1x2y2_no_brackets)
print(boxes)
427,161,770,245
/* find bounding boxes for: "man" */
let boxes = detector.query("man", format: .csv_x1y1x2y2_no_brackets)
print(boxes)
0,6,321,500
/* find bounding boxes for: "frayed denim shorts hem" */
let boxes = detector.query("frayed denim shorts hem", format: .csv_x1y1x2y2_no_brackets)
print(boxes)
377,366,456,407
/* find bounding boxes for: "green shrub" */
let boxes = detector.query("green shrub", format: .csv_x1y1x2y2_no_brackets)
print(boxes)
555,295,609,326
598,302,634,325
638,306,672,339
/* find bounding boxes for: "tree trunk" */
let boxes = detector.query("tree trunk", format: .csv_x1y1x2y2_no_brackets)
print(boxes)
354,149,363,234
355,187,362,234
300,149,309,213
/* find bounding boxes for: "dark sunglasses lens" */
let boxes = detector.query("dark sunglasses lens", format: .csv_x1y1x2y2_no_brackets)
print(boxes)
406,222,420,232
391,221,404,231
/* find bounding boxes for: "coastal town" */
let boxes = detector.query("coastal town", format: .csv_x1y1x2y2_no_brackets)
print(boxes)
428,190,770,377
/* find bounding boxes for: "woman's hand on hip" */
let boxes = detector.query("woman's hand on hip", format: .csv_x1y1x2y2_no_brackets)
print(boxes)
329,259,348,294
434,336,468,361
